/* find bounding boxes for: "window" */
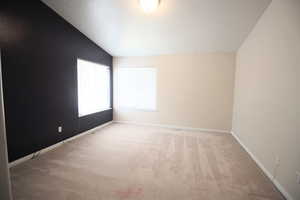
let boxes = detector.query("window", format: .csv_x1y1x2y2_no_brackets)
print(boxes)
117,67,156,111
77,59,111,117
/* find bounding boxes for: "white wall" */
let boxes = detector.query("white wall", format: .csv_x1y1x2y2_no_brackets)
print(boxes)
114,53,236,132
232,0,300,199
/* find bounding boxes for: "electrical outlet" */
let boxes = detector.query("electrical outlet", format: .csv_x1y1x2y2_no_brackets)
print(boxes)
297,172,300,184
58,126,62,133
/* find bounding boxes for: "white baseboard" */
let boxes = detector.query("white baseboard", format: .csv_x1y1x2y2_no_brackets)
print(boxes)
9,121,113,168
113,120,229,134
231,131,294,200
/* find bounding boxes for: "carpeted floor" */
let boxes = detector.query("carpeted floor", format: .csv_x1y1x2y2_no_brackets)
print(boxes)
10,123,284,200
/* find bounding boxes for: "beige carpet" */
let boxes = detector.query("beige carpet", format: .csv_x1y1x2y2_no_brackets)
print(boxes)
10,123,284,200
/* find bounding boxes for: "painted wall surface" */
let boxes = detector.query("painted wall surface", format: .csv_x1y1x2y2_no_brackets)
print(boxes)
0,2,113,162
0,51,12,200
114,53,235,131
232,0,300,199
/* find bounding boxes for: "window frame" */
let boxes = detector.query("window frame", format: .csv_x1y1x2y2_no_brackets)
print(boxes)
116,67,157,112
77,59,112,117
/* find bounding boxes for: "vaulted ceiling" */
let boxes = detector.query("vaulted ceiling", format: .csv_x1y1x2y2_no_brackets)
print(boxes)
41,0,271,56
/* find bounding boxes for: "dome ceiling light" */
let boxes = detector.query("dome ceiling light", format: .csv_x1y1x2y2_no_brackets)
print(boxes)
139,0,160,13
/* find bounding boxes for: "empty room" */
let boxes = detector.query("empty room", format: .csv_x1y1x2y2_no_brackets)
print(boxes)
0,0,299,200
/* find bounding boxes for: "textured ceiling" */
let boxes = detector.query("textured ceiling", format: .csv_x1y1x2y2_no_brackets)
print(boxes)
41,0,271,56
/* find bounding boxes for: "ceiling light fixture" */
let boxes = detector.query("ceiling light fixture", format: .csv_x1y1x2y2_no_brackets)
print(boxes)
140,0,160,13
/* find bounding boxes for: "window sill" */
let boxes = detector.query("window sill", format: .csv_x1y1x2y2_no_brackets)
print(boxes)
118,107,157,112
79,108,112,117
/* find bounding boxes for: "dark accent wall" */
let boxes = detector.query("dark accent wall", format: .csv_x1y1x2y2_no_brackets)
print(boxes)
0,1,113,162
